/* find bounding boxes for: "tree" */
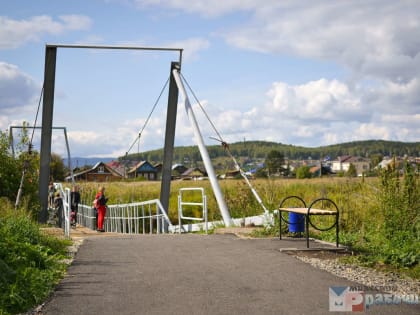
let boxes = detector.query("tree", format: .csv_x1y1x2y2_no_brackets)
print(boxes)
369,153,383,168
50,153,65,181
0,131,20,199
346,163,357,177
265,150,284,176
255,167,268,178
0,128,39,213
295,165,311,179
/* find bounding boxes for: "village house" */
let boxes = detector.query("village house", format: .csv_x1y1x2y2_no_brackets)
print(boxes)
180,167,207,180
171,164,188,179
127,161,158,180
331,156,370,176
67,161,124,182
309,165,334,177
153,163,163,180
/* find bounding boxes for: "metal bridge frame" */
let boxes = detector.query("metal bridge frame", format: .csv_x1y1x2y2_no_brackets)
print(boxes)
9,125,75,183
38,44,183,223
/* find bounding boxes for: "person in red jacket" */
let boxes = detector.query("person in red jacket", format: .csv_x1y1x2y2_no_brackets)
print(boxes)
95,186,108,232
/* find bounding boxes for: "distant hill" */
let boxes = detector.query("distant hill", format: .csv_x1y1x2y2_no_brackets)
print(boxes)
63,157,115,168
62,140,419,168
120,140,420,164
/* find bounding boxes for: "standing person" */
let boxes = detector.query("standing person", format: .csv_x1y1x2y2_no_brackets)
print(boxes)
48,181,55,208
70,185,81,226
95,186,108,232
54,192,63,228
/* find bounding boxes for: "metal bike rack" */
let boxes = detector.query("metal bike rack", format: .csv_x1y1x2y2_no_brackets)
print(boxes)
278,196,340,248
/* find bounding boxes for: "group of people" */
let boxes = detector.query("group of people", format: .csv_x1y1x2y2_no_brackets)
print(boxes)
50,182,107,232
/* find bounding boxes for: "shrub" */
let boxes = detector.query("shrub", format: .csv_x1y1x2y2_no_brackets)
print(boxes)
0,203,70,315
295,165,311,179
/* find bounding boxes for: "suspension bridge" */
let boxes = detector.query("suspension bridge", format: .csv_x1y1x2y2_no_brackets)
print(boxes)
15,43,272,235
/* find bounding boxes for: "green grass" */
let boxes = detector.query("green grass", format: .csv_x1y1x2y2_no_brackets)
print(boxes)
0,200,71,315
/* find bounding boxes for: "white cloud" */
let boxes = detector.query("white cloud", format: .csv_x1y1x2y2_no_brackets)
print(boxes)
0,62,39,110
222,1,420,84
382,113,420,125
132,1,420,98
58,15,92,30
186,77,420,148
369,78,420,114
166,38,210,61
0,63,40,130
46,78,420,158
133,0,257,17
0,15,92,49
265,79,363,122
63,113,170,158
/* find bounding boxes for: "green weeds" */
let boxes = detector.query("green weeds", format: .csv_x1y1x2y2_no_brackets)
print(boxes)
0,202,70,315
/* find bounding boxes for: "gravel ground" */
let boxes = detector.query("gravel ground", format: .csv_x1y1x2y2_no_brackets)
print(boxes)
294,253,419,296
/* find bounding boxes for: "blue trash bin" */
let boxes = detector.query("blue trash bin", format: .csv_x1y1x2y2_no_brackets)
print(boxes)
288,212,305,232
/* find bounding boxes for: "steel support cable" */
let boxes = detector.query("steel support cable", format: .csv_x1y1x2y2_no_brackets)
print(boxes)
29,85,44,149
179,72,224,142
125,77,170,156
180,73,269,214
15,85,44,208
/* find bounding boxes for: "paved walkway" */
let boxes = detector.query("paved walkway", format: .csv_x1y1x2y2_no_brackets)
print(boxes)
39,231,419,315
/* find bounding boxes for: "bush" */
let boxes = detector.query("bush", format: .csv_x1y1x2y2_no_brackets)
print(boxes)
0,203,70,315
0,129,40,220
375,160,419,267
295,165,311,179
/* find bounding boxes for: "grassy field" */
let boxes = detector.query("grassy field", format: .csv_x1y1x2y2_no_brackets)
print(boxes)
73,177,377,225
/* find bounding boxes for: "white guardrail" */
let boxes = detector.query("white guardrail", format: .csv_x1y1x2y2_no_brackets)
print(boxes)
78,199,173,234
54,183,71,239
54,183,173,237
53,184,273,238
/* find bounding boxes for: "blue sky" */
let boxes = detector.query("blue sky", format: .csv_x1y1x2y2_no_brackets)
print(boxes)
1,0,419,158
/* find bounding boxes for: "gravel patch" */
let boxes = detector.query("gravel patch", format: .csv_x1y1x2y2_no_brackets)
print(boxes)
295,254,419,296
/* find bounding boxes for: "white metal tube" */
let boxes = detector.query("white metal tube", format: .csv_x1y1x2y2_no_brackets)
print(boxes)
63,128,74,184
172,69,233,227
64,188,71,239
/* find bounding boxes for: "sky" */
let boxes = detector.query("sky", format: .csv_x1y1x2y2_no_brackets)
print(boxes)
1,0,419,158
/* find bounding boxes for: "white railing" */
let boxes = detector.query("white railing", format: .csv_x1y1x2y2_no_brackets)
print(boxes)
77,204,97,230
178,187,208,234
52,183,173,236
77,199,173,234
53,183,71,239
51,184,274,236
105,199,173,234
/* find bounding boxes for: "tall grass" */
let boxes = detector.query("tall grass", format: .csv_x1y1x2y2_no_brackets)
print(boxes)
72,177,384,226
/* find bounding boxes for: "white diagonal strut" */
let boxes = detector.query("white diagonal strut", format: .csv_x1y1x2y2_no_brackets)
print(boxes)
172,69,233,227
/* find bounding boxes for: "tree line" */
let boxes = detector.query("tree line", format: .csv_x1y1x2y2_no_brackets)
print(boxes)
121,139,420,164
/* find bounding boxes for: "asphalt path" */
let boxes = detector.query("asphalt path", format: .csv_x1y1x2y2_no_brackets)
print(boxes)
40,234,419,315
